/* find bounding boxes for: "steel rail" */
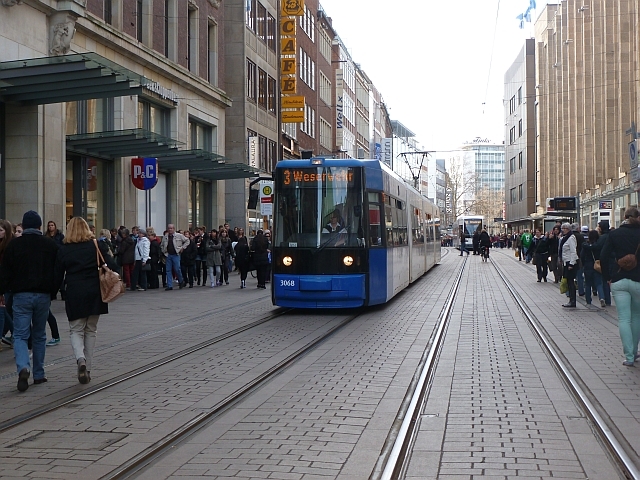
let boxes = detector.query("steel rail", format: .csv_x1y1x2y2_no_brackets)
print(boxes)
492,259,640,480
378,256,467,480
0,308,289,434
101,313,361,480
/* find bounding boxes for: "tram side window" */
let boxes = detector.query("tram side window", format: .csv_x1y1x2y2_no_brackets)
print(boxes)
385,200,393,246
412,206,424,245
386,196,407,247
368,193,384,247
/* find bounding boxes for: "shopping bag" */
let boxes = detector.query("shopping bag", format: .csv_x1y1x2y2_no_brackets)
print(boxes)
514,250,520,258
559,278,568,294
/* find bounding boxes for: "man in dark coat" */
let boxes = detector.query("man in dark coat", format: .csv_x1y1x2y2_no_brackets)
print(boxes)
0,211,58,392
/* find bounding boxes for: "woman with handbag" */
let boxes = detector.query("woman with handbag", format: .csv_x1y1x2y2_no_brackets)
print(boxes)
580,230,605,307
54,217,118,384
559,223,578,308
600,207,640,366
234,233,250,289
532,229,550,282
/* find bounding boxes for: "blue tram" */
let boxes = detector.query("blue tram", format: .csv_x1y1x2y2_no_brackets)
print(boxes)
272,158,441,308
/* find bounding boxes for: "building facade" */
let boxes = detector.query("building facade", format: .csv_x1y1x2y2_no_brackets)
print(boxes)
0,0,257,233
535,1,639,228
504,38,536,231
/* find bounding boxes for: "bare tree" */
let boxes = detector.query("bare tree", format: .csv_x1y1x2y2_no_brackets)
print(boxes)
474,187,505,233
445,161,479,221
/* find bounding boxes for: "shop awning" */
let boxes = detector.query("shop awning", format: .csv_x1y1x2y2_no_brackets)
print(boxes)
156,149,260,181
0,53,147,105
66,129,182,159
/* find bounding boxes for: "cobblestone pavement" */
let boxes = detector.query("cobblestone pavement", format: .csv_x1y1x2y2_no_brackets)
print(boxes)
0,251,637,479
406,250,618,479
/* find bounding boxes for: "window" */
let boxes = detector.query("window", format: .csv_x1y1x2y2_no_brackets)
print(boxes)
266,13,276,51
509,126,516,144
267,76,276,113
319,28,331,63
299,48,315,90
257,2,266,42
247,59,256,101
257,68,267,108
301,105,315,138
518,118,523,137
138,99,170,136
518,184,523,201
300,5,315,41
208,22,218,86
385,196,407,247
137,0,143,41
268,140,277,172
258,135,267,171
319,71,331,105
509,95,516,114
509,156,515,174
518,151,523,169
104,0,112,24
189,119,213,152
510,187,517,204
188,5,198,73
518,86,522,104
320,117,331,149
164,0,169,56
246,0,256,31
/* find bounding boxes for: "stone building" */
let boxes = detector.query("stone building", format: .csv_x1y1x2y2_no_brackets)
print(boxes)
0,0,257,233
535,1,639,227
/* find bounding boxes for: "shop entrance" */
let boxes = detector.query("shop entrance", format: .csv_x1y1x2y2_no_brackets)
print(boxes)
65,155,115,230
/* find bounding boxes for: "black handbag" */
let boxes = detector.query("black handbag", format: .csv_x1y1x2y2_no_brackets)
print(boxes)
142,262,151,271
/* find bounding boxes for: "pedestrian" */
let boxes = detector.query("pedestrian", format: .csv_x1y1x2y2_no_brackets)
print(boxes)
600,207,640,366
559,222,578,308
98,229,115,257
147,228,161,289
459,228,469,256
117,228,135,289
264,230,272,283
180,230,197,288
131,228,150,291
45,220,66,302
472,229,480,255
205,229,222,287
160,224,189,290
521,229,533,263
548,225,561,283
580,229,606,307
0,219,15,347
219,229,233,285
576,225,589,296
54,217,118,384
251,230,270,289
595,220,613,306
532,228,550,282
234,232,250,289
0,211,58,392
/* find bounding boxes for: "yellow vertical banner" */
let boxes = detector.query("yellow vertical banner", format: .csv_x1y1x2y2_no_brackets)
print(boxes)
280,18,296,37
281,77,297,94
281,37,296,55
281,58,296,75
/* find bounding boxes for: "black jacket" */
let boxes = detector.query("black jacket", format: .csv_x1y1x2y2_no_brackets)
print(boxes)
118,236,135,265
601,222,640,283
532,235,550,255
54,240,117,320
0,231,58,295
479,232,491,247
180,241,198,266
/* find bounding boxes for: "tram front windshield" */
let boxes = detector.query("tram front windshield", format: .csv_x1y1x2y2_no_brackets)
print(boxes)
275,167,365,248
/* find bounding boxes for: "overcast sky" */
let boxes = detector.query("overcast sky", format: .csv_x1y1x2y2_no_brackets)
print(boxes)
318,0,547,152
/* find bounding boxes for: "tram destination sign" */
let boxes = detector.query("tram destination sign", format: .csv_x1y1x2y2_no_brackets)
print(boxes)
281,168,354,186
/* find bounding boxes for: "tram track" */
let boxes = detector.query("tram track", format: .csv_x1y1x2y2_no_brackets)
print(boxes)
490,258,640,479
374,254,468,480
0,306,288,434
102,311,363,480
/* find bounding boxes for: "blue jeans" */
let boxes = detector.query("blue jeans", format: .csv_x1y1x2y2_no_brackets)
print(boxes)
165,254,184,288
13,292,51,379
584,269,604,304
611,279,640,363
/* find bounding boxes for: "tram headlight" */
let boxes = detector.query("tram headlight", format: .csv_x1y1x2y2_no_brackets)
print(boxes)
343,255,354,267
283,256,293,267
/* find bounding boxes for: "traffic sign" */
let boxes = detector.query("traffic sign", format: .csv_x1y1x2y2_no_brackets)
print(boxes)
260,180,274,216
629,140,638,167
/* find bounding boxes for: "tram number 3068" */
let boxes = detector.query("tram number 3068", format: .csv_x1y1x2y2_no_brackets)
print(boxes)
280,279,296,287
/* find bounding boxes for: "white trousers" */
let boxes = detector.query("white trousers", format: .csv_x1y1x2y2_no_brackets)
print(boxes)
208,266,221,286
69,315,99,371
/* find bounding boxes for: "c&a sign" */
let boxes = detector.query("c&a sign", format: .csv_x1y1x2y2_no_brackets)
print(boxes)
131,157,158,190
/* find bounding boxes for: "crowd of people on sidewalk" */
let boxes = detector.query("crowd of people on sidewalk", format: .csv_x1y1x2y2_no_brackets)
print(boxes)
0,212,273,392
463,209,640,368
